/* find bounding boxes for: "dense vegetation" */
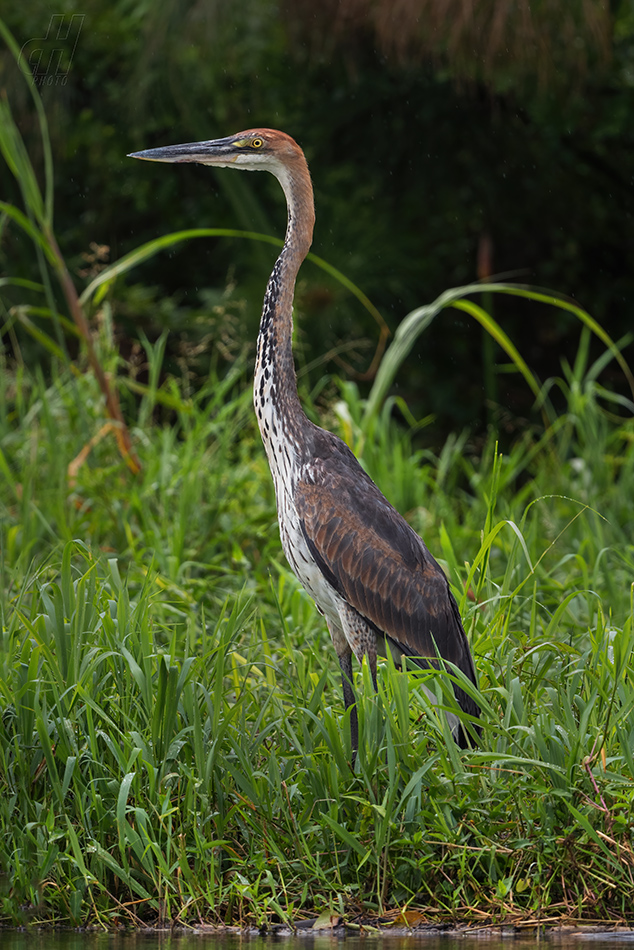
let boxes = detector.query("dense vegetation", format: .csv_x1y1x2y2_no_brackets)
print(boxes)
1,324,634,928
1,6,634,931
2,1,634,431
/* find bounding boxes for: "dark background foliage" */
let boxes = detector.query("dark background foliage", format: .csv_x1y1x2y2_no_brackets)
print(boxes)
1,0,633,435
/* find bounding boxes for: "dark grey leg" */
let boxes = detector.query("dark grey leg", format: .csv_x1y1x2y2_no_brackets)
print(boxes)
339,651,358,765
368,648,378,693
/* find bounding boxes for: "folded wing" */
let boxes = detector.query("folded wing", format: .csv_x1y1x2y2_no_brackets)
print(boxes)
295,430,479,719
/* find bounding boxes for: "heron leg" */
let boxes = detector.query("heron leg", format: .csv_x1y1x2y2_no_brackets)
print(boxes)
367,647,378,693
339,650,359,762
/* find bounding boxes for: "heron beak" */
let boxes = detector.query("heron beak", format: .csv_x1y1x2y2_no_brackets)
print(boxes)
127,136,239,166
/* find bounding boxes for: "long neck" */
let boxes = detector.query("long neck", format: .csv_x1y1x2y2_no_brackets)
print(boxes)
254,158,315,452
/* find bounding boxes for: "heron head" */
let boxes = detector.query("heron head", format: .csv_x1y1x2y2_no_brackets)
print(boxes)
128,129,303,176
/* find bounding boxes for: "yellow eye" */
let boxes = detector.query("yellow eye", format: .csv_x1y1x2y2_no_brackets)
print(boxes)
251,138,263,148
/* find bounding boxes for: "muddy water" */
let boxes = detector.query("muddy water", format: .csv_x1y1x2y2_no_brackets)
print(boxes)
3,930,634,950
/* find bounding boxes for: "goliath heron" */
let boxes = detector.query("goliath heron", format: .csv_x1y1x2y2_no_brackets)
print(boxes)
129,129,481,760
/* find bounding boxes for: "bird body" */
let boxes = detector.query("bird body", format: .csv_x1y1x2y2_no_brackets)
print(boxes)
129,129,481,757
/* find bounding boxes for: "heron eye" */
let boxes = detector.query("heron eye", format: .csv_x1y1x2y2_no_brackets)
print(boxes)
251,138,263,148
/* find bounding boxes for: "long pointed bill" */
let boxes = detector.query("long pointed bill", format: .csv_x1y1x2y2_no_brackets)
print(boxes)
127,136,239,166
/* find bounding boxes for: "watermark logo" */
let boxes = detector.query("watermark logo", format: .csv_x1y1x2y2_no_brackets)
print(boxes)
18,14,84,86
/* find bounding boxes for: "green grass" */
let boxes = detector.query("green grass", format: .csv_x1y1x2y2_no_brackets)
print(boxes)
1,330,634,930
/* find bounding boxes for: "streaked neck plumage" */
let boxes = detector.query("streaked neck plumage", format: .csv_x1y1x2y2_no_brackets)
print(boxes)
253,151,316,460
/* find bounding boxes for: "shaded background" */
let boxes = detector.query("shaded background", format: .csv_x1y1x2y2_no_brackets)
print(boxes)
1,0,633,437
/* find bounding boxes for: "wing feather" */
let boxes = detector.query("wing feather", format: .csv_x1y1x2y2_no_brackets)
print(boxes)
295,430,479,709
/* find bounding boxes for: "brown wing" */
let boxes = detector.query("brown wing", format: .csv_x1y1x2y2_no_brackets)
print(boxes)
295,429,479,712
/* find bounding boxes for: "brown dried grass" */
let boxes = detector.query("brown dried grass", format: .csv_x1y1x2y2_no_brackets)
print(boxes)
284,0,612,91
